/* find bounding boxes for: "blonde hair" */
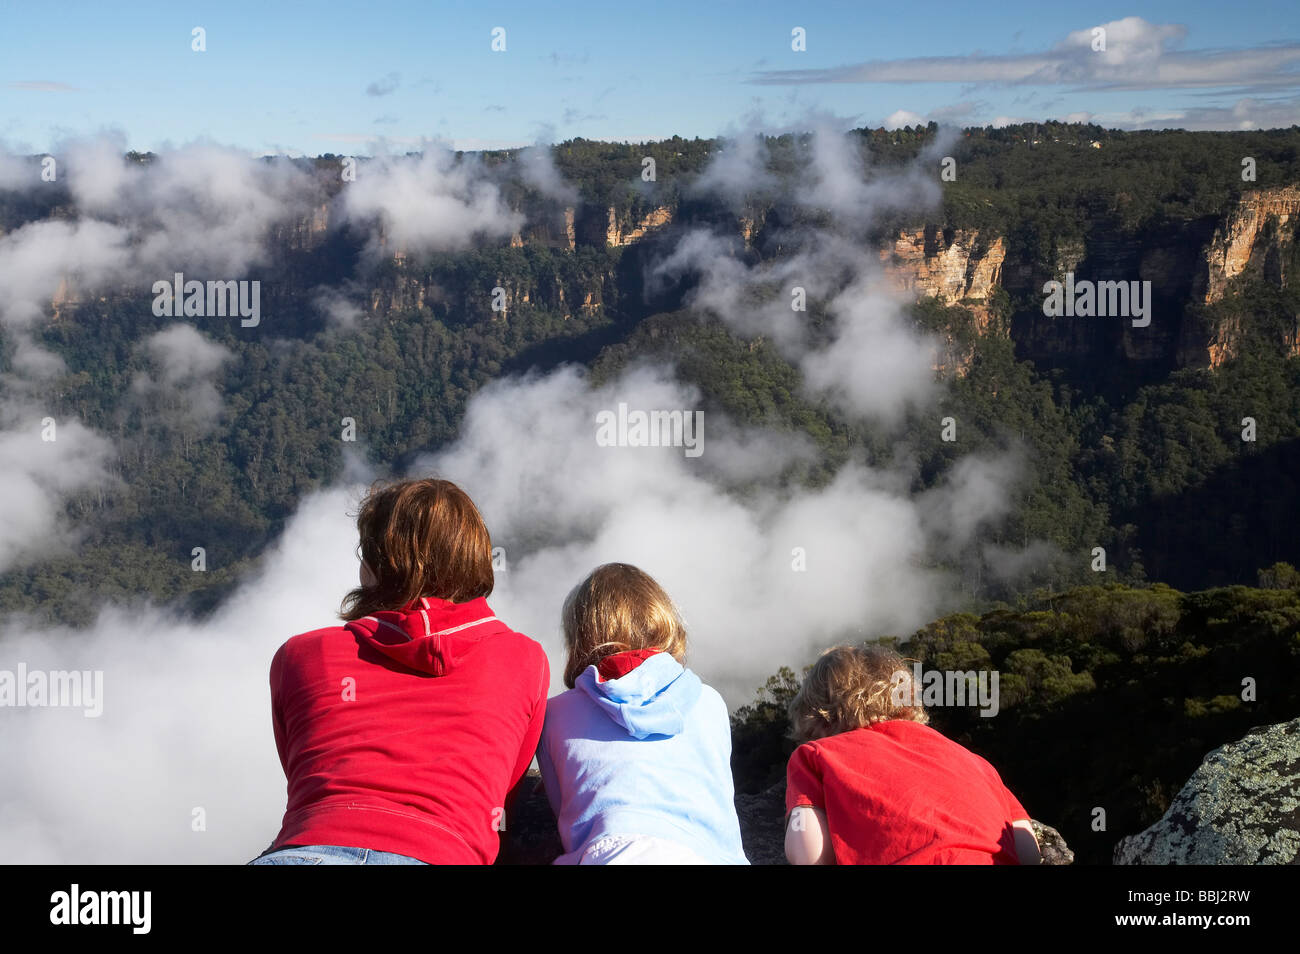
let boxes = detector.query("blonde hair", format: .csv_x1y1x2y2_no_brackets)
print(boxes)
561,563,687,688
788,644,929,743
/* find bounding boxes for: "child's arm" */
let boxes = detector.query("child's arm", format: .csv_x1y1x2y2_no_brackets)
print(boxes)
1011,819,1041,865
784,806,835,865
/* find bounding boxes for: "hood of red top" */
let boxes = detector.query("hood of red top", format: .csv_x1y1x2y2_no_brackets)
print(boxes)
344,596,502,676
597,648,662,681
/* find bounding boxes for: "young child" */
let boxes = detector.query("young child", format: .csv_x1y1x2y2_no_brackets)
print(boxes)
536,563,750,865
784,644,1040,865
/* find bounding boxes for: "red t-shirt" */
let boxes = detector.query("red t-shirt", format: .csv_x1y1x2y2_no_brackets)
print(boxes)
268,596,549,864
785,720,1029,864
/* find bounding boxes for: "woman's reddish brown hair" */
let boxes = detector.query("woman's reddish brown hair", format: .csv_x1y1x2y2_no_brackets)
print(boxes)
340,478,494,620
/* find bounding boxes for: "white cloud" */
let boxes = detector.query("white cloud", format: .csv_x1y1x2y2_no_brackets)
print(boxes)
0,150,33,190
883,109,927,130
1093,97,1300,131
0,412,114,574
0,218,132,335
690,129,777,208
340,148,523,257
0,487,363,863
130,325,234,432
657,130,944,422
517,143,579,204
63,137,318,276
7,81,81,92
312,284,366,330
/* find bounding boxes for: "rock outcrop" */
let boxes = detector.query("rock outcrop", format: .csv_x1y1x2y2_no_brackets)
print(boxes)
1113,717,1300,865
606,205,673,247
734,782,790,865
260,200,334,257
51,276,80,321
1194,186,1300,367
1201,186,1300,305
1032,819,1075,866
367,259,609,320
876,226,1009,378
880,226,1006,330
512,206,577,251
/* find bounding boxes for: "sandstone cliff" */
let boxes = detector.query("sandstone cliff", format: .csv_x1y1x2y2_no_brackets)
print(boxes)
1196,186,1300,367
510,206,577,251
605,204,673,247
52,177,1300,379
876,226,1008,377
367,259,608,322
51,276,79,321
880,226,1006,329
1202,186,1300,305
269,201,332,253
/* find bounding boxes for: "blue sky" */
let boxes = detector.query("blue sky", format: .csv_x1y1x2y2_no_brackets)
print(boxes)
2,0,1298,154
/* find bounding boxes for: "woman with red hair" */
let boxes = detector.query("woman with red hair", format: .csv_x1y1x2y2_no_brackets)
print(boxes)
251,478,549,865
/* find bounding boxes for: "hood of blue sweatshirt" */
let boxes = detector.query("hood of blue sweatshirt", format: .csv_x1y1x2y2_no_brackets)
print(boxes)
575,651,703,740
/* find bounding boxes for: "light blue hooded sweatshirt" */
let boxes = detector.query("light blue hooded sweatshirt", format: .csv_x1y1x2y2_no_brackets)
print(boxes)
536,651,750,864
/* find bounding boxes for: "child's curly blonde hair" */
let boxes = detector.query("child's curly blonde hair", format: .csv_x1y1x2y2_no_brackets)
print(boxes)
788,644,929,743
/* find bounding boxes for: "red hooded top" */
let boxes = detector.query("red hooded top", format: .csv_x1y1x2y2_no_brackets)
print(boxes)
267,595,549,864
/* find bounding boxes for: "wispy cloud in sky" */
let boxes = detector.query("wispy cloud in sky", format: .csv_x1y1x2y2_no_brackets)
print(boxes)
364,72,401,97
8,80,81,92
754,17,1300,95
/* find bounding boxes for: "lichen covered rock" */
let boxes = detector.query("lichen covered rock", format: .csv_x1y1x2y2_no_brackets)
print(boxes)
1114,718,1300,865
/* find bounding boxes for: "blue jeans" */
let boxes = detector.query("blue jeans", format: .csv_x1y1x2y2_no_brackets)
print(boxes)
248,844,428,865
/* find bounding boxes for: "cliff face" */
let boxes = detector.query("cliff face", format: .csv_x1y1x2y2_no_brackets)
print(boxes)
258,201,333,257
1202,186,1300,305
877,226,1008,377
881,226,1006,353
870,189,1299,375
1197,186,1300,367
51,182,1298,376
606,205,673,247
881,226,1006,323
51,276,79,321
367,259,609,321
878,187,1295,353
511,206,577,251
